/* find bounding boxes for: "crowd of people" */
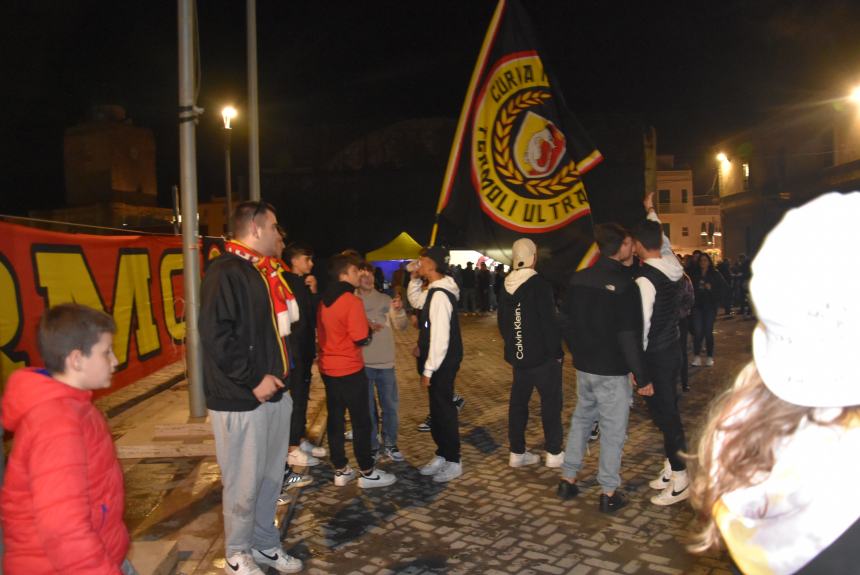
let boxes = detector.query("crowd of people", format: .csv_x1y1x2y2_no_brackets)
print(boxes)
2,191,857,574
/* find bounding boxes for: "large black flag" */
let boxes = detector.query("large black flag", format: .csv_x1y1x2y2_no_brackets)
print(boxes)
432,0,602,284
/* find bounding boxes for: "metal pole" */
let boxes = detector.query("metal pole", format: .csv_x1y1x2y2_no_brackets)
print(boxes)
247,0,261,201
224,128,233,236
178,0,206,418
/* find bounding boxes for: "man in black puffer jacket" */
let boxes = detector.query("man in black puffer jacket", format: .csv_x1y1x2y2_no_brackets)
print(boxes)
498,238,564,469
557,223,649,513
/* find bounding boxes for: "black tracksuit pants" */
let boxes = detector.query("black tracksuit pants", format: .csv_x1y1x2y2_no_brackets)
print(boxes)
643,347,688,471
508,358,563,454
288,357,312,447
322,369,374,471
428,364,461,463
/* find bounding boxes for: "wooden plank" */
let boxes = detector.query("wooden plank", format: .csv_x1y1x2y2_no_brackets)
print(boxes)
117,443,216,459
154,423,213,438
128,540,178,575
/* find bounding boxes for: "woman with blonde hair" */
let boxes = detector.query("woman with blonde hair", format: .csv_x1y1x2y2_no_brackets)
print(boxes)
689,192,860,574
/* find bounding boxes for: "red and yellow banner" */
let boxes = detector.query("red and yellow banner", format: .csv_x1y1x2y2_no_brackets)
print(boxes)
0,221,189,396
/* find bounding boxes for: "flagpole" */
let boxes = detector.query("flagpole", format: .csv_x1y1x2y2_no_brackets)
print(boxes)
430,0,506,246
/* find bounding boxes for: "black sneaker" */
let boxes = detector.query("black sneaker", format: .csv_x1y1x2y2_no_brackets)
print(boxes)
599,490,628,513
589,422,600,442
557,480,579,500
417,415,432,432
453,394,465,412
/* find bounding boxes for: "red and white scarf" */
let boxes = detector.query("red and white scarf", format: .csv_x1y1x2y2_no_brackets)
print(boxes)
224,240,299,337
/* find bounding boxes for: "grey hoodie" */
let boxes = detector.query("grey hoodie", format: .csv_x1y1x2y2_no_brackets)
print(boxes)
357,288,409,369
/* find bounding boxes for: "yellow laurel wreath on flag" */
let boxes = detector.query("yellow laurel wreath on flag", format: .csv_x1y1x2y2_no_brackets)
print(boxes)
492,90,581,197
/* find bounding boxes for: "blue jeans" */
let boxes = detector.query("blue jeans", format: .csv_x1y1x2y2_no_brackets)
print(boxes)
366,367,399,450
562,371,631,494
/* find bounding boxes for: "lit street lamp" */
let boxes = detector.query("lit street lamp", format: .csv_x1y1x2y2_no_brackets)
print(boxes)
221,106,238,236
849,86,860,105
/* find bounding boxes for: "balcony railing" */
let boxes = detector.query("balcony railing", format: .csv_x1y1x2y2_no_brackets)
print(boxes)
656,203,689,214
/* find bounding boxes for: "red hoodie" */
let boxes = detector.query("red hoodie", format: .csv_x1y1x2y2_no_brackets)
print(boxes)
1,368,129,574
317,282,371,377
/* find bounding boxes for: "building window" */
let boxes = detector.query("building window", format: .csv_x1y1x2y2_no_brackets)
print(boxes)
682,226,689,237
661,223,671,239
742,163,750,192
658,189,670,204
681,189,688,203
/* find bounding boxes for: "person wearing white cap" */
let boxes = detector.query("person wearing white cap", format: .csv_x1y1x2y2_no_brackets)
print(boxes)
497,238,564,469
689,192,860,574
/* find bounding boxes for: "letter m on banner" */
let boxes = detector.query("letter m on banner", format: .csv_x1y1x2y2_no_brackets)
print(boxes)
432,0,602,286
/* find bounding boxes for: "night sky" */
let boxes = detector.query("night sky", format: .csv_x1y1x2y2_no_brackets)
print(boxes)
4,0,860,233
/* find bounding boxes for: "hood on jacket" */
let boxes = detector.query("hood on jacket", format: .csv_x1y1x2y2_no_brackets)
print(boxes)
322,281,356,307
504,268,538,294
2,368,92,432
644,254,684,282
429,275,460,300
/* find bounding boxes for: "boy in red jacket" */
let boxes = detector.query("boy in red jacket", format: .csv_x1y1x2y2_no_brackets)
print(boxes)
317,253,396,489
1,303,136,574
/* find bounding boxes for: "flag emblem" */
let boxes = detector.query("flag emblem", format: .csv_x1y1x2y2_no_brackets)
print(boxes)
515,111,566,178
471,53,589,232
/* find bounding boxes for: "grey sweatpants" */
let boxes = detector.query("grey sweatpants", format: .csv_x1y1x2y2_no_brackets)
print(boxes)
210,395,292,556
562,370,631,493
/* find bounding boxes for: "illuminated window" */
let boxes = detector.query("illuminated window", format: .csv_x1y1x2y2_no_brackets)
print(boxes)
742,163,750,192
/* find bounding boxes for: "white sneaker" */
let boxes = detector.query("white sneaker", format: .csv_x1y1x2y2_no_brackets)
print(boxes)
705,356,714,367
251,546,303,574
649,459,672,490
287,449,320,467
419,455,446,476
224,552,264,575
651,470,690,506
690,355,702,367
344,429,353,441
300,439,327,457
333,466,356,486
432,461,463,483
358,468,397,488
509,451,541,468
545,452,564,468
382,446,405,462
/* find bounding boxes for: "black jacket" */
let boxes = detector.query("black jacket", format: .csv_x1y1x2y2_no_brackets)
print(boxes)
562,257,648,386
638,264,681,353
199,253,288,411
283,271,318,363
691,267,726,311
497,273,563,368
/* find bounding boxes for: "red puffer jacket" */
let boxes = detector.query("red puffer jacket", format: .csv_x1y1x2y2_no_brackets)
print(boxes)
1,368,129,574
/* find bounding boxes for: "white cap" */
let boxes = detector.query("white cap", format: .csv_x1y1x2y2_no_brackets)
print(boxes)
511,238,537,269
750,192,860,407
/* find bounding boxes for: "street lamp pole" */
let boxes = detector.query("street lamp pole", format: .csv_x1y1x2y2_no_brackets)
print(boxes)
221,106,237,236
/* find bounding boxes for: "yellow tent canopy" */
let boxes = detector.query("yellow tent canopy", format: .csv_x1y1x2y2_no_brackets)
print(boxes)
366,232,423,261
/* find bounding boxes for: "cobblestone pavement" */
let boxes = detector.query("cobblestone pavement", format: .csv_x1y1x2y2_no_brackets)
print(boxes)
278,313,755,575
